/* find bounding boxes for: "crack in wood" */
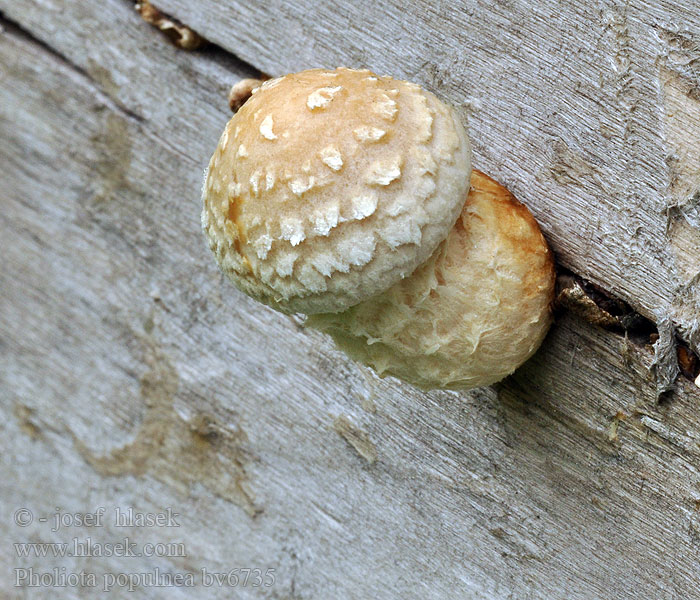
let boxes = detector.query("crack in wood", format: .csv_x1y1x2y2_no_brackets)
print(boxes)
556,268,699,391
135,0,206,50
128,0,266,79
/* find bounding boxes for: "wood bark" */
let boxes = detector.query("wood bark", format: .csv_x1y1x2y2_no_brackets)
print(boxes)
1,1,700,598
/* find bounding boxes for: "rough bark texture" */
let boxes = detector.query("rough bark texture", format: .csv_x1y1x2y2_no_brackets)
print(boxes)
1,1,699,598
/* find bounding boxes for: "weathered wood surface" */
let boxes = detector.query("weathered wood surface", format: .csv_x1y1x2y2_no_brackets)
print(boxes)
1,1,700,598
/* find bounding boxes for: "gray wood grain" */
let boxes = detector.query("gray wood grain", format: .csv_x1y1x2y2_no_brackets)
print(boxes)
2,1,700,598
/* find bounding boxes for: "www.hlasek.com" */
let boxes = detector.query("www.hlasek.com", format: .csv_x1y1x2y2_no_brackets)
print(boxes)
15,538,186,558
15,567,276,591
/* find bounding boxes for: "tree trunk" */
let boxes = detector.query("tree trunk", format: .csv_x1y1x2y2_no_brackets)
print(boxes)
2,1,700,598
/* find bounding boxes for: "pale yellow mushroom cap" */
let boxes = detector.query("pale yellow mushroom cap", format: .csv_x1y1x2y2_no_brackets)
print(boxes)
202,67,471,314
307,171,556,390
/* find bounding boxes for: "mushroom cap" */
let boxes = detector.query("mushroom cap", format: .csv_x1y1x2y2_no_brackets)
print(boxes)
307,170,556,390
202,67,471,314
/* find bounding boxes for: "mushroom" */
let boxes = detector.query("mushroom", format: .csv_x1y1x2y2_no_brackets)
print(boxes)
202,67,471,315
307,170,556,390
202,67,555,390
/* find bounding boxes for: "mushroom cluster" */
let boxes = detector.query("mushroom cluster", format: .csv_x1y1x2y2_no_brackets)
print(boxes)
202,67,555,390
